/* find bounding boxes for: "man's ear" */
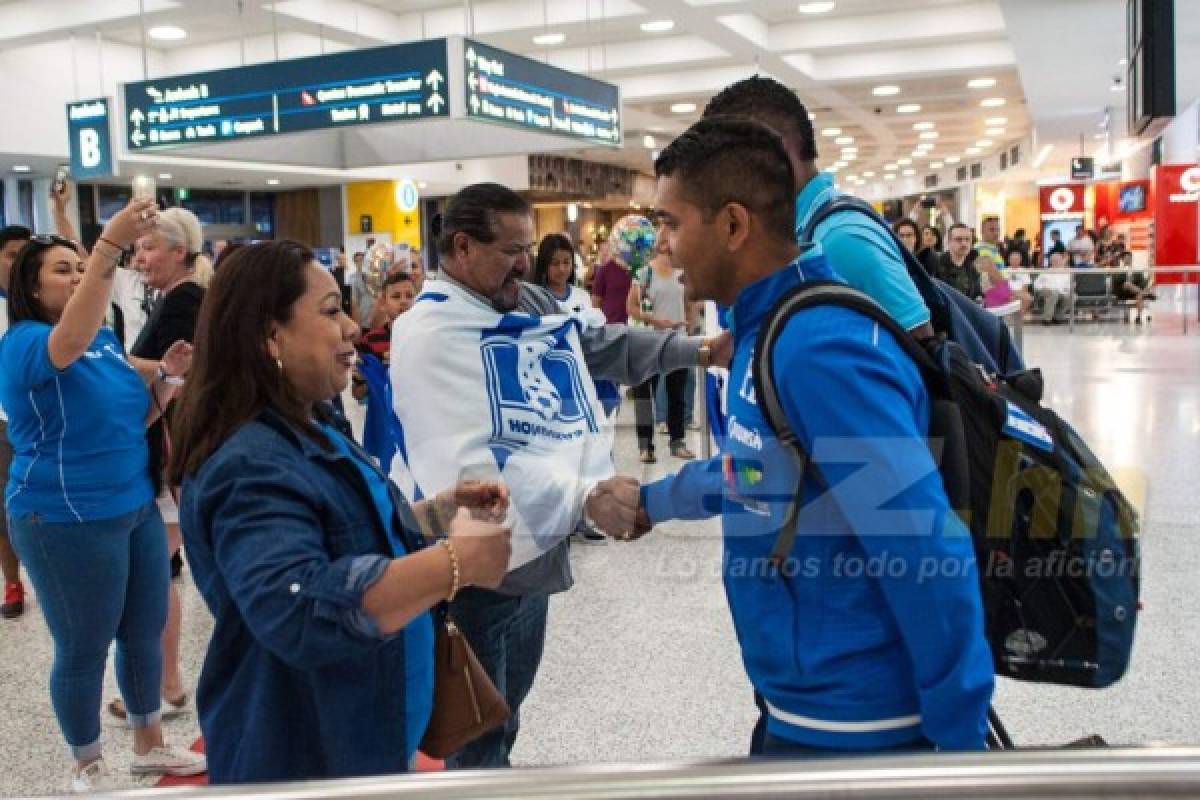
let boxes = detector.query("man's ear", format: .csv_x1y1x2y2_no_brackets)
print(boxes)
722,203,752,253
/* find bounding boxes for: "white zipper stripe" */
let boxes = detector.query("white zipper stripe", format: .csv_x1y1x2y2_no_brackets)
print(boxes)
765,700,922,734
53,376,83,523
7,388,44,507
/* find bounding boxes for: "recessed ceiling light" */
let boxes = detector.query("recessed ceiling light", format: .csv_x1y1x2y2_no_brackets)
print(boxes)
642,134,656,149
532,32,565,46
872,85,901,96
930,161,944,169
652,149,661,160
157,173,172,180
919,131,939,140
884,162,897,170
897,157,912,165
835,135,854,145
912,121,935,131
965,147,982,155
808,112,816,121
967,77,996,89
841,153,856,161
1110,82,1125,93
148,25,187,41
980,97,1006,108
840,145,858,152
896,104,921,114
902,168,916,176
945,155,961,164
670,102,696,114
417,181,428,189
862,170,876,177
985,116,1007,126
976,139,994,147
1094,133,1109,140
1118,57,1128,66
11,165,30,173
640,19,675,32
833,161,847,168
266,178,281,185
821,127,842,137
985,127,1005,136
797,1,836,13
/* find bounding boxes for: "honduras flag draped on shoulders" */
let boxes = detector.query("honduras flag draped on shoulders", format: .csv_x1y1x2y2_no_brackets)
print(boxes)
389,278,615,571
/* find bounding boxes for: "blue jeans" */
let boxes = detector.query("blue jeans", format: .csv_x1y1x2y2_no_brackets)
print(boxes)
9,501,168,760
444,589,550,769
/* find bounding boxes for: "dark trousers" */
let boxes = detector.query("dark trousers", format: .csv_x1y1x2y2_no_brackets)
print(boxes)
633,368,687,452
444,588,550,769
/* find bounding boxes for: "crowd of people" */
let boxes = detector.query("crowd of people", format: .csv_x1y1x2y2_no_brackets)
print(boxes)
2,72,1144,794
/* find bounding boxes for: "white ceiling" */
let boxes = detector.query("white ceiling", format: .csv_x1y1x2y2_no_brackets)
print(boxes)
0,0,1142,193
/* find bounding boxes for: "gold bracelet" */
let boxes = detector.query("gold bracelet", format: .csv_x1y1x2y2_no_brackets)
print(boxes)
438,539,461,603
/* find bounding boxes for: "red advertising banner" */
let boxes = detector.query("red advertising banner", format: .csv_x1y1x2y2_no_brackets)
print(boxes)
1039,183,1086,217
1152,164,1200,283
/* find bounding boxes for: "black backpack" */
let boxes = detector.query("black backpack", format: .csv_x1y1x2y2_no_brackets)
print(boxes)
752,280,1141,689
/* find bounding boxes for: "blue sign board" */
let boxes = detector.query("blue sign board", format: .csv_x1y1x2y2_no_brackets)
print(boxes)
463,39,620,147
66,97,114,179
123,39,449,151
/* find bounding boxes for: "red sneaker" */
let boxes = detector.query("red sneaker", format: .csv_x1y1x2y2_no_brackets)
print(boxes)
1,582,24,619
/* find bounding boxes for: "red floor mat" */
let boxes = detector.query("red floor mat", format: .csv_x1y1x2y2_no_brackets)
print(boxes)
154,740,445,787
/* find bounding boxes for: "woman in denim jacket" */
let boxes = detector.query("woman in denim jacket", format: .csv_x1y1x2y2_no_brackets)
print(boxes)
169,241,512,783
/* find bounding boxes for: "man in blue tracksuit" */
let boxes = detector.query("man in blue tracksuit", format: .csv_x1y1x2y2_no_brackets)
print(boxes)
627,117,993,755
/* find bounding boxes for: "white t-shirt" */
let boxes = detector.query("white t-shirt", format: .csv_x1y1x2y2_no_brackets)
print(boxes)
551,285,594,317
1067,236,1095,265
112,268,151,347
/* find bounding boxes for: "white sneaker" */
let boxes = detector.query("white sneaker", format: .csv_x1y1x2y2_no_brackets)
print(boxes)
71,759,110,793
130,745,207,776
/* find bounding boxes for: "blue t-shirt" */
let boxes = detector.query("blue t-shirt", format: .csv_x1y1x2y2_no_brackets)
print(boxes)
321,423,434,762
794,173,931,331
0,322,153,522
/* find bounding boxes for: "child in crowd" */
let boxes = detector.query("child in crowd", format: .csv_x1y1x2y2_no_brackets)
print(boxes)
353,272,416,400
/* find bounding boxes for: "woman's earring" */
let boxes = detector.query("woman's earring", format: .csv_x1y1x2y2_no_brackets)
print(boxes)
275,358,284,374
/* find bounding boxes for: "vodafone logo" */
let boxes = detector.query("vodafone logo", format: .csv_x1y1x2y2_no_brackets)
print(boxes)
1170,167,1200,203
1049,187,1076,212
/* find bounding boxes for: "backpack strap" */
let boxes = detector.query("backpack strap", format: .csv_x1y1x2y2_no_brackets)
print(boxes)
752,280,942,567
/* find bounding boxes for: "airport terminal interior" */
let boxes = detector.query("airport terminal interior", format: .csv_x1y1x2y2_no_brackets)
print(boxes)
1,0,1200,797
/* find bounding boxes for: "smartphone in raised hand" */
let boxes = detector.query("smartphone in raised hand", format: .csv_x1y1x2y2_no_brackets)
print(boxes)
131,174,156,202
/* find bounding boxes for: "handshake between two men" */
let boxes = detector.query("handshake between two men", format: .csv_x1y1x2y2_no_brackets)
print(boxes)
583,477,653,542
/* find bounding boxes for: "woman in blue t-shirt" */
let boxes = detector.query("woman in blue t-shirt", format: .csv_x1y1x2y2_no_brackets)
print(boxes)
167,240,512,783
0,199,207,791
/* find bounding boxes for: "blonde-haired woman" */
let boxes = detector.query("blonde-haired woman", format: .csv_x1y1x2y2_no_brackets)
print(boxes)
108,206,209,721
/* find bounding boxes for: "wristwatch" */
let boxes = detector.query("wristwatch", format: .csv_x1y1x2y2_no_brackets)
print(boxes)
697,339,713,369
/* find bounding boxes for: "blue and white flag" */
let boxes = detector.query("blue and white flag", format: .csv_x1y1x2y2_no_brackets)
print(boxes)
389,279,615,571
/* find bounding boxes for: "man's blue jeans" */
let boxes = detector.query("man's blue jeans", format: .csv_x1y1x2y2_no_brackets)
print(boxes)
444,588,550,769
9,501,168,761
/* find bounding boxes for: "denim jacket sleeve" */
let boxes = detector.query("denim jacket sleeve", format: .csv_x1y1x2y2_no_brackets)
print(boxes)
198,451,395,669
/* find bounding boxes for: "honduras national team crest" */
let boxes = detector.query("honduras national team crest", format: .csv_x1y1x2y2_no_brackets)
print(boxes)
482,317,599,467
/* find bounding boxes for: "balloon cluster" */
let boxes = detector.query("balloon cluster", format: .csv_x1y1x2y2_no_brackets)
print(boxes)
609,215,657,278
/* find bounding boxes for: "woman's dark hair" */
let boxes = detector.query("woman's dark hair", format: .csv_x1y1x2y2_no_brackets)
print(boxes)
168,240,320,484
213,241,244,271
7,235,77,325
532,233,577,289
892,218,920,241
437,182,531,258
920,225,943,252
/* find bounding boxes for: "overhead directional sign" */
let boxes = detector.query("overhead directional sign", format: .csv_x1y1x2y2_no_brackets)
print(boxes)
66,97,115,179
463,39,620,147
122,39,449,151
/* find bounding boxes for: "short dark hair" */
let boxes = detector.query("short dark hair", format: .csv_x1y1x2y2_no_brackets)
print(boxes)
0,224,32,251
1014,227,1027,238
438,182,531,257
1051,230,1061,238
7,235,77,325
532,233,577,289
383,271,414,291
892,218,920,238
947,223,972,239
702,76,818,162
654,117,797,242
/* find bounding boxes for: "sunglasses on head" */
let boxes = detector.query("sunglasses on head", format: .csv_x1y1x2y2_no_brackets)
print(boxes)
27,234,78,249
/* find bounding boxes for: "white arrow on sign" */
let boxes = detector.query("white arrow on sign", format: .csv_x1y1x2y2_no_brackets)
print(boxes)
129,108,145,125
468,73,478,91
131,130,146,146
426,69,444,90
427,93,445,113
466,48,477,66
469,94,480,113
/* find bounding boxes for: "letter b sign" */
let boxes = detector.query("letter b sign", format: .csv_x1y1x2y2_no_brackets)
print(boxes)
80,129,101,169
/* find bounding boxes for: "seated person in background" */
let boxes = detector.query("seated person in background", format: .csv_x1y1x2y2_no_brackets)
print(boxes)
1113,252,1155,325
1004,249,1034,313
1067,225,1095,266
1047,230,1067,262
353,272,415,401
936,223,983,301
1034,251,1073,325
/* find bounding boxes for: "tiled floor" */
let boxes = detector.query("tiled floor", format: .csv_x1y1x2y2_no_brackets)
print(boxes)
2,293,1198,795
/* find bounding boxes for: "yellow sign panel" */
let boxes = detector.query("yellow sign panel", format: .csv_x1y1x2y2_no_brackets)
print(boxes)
346,179,421,250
